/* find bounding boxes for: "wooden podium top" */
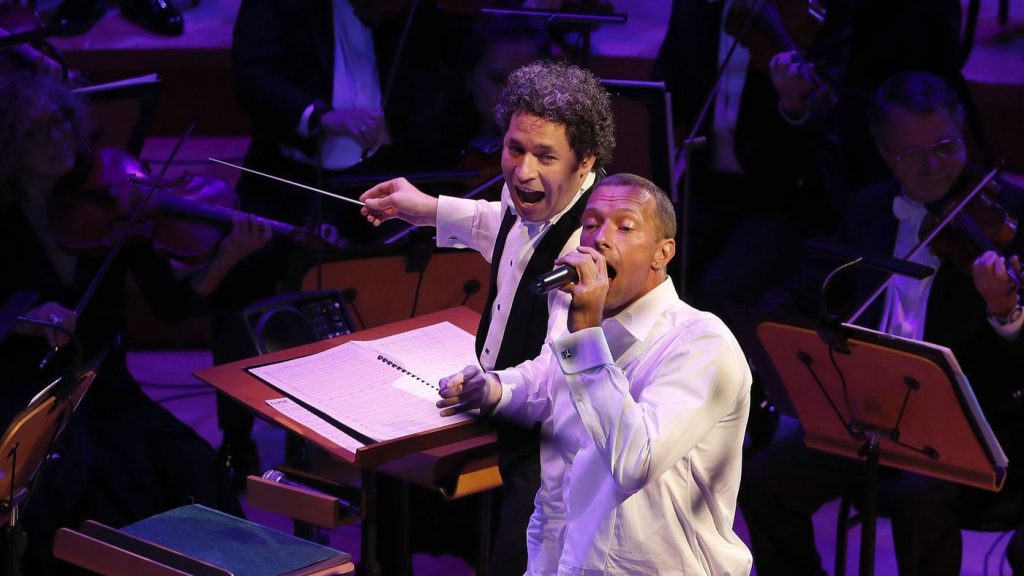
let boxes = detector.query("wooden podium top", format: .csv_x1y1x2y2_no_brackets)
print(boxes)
194,306,497,474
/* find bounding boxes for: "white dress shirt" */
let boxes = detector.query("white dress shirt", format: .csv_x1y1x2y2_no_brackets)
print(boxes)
286,0,383,170
878,193,941,340
494,278,753,575
435,173,596,371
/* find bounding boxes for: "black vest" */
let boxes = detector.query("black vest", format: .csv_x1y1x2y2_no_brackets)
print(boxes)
475,181,597,370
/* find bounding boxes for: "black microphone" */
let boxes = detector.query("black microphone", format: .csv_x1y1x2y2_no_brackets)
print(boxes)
261,469,362,516
531,265,578,295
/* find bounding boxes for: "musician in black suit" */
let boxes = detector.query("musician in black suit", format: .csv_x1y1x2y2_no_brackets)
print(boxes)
231,0,462,235
652,0,973,316
360,60,616,576
739,72,1024,576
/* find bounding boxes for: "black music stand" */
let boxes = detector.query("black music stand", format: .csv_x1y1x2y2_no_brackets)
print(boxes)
1,354,102,576
753,314,1006,576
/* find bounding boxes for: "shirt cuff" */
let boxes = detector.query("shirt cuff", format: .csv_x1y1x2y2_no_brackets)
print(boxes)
987,313,1024,341
436,195,477,248
778,100,811,126
296,103,316,138
550,327,613,375
490,369,522,415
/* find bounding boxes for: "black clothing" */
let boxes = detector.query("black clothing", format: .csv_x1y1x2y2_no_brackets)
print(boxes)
742,177,1024,575
0,202,239,576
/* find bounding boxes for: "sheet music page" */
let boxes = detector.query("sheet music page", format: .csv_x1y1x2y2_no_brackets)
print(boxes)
266,397,365,453
248,339,470,443
352,321,481,401
71,73,160,95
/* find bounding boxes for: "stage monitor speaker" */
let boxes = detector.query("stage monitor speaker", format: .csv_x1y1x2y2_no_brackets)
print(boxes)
213,289,355,365
212,289,357,501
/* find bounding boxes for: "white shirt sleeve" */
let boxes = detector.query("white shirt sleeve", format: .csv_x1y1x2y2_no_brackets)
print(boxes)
435,195,504,261
296,103,316,137
987,312,1024,341
490,345,556,426
551,324,751,494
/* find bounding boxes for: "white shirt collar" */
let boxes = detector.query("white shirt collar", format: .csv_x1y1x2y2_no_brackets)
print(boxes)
602,277,677,352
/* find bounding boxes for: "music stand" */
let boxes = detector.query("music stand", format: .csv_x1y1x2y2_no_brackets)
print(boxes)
1,354,102,576
753,313,1006,576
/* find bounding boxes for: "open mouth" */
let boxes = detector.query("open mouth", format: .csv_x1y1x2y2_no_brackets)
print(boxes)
515,186,545,205
607,265,618,282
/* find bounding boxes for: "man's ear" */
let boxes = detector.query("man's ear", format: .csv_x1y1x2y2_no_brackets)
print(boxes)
578,154,596,177
653,238,676,271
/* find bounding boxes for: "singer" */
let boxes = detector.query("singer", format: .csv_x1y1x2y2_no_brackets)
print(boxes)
438,174,753,575
359,60,616,575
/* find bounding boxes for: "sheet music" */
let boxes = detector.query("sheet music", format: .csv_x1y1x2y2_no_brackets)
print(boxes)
248,322,475,442
353,321,481,401
266,398,364,453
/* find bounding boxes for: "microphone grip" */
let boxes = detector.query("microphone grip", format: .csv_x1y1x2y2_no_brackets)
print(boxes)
530,265,578,295
261,469,362,516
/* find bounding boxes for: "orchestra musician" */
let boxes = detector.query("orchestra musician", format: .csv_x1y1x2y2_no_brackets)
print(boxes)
435,173,754,575
739,72,1024,576
0,72,270,574
360,59,616,576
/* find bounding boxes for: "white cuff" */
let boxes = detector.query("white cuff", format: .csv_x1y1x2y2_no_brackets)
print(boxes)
987,308,1024,341
490,369,523,415
778,100,811,126
436,195,477,248
550,327,613,375
296,103,316,137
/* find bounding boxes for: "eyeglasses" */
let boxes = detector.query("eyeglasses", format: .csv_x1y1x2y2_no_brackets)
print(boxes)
893,137,964,167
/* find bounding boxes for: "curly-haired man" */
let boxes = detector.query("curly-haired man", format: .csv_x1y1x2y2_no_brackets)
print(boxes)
361,59,616,575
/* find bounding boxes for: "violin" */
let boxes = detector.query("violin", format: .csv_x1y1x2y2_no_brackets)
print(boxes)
724,0,836,107
921,166,1021,286
51,148,335,264
847,165,1017,325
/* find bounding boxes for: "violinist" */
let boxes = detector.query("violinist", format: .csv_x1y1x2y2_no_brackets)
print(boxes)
0,72,270,574
740,72,1024,576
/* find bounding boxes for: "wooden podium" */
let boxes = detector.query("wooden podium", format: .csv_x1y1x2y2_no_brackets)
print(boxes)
193,306,500,575
193,306,498,482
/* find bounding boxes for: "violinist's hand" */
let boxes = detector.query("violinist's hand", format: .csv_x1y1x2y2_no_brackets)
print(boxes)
556,247,609,333
973,251,1021,317
359,177,439,227
218,214,274,265
321,108,389,151
190,215,273,296
769,51,815,119
318,223,342,246
18,302,76,348
436,365,502,417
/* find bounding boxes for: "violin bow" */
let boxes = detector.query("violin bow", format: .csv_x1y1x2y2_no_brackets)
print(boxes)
40,118,199,369
845,165,1003,325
